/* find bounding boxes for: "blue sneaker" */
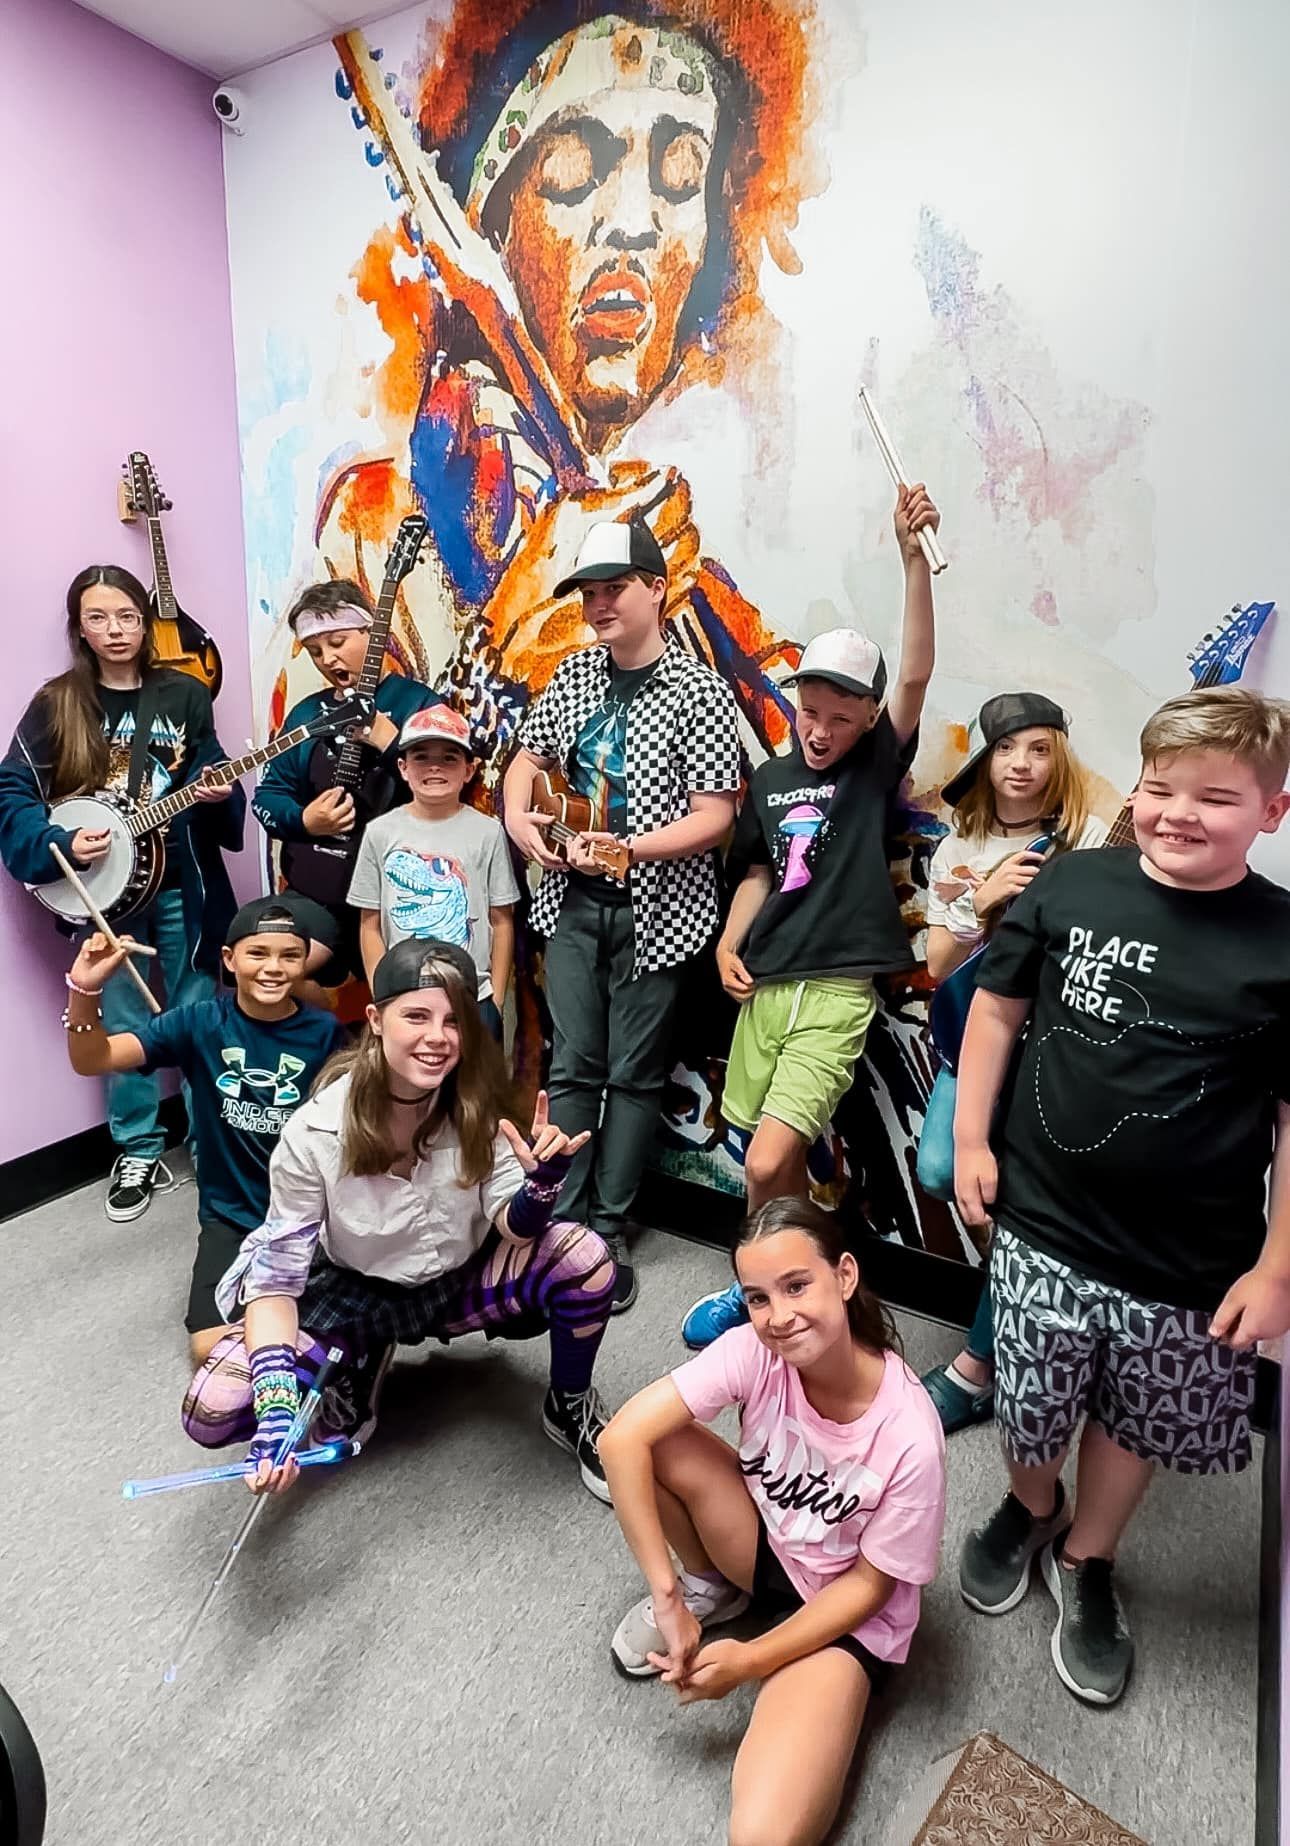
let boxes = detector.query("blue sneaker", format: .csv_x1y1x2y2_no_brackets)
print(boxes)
681,1283,749,1350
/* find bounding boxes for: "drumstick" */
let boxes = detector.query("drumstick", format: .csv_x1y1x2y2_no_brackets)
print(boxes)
857,386,949,575
48,843,161,1014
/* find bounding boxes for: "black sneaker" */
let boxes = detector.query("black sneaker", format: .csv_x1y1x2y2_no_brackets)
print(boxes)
542,1385,612,1503
960,1483,1070,1614
603,1235,638,1314
315,1345,395,1448
1041,1533,1133,1705
105,1155,174,1223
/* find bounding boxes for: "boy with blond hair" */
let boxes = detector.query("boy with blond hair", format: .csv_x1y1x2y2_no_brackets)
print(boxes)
955,685,1290,1705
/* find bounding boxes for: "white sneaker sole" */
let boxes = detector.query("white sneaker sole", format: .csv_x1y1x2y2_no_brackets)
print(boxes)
610,1592,752,1678
1040,1545,1129,1706
541,1411,613,1505
104,1194,153,1223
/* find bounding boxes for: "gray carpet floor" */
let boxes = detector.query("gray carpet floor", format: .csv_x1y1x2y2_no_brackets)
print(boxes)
0,1166,1260,1845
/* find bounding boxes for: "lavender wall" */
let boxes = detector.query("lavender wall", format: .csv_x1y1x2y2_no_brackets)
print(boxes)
0,0,253,1164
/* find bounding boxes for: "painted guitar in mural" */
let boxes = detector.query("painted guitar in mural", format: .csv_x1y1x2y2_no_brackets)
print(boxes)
119,453,224,697
927,600,1276,1072
279,513,429,907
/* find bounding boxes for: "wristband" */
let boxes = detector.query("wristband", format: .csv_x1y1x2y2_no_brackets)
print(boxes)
65,973,101,997
61,1007,101,1033
506,1147,575,1241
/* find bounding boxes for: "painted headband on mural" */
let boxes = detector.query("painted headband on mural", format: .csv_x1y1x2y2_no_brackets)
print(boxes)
465,16,720,224
292,605,373,641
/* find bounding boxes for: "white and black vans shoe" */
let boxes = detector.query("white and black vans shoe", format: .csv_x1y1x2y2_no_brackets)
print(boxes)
105,1156,174,1223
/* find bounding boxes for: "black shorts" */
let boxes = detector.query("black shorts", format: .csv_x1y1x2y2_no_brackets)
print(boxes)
751,1519,893,1694
187,1218,246,1333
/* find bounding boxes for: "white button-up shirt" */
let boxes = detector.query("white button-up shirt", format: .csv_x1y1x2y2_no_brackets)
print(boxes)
224,1073,526,1304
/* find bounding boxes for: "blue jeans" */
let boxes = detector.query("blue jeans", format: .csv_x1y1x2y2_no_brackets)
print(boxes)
98,886,213,1159
918,1065,995,1364
916,1066,956,1201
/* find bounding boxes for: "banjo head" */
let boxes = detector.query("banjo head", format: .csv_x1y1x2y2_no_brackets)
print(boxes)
32,795,138,922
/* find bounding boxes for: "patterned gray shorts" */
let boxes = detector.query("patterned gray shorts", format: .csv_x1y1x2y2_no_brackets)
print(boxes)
990,1225,1255,1476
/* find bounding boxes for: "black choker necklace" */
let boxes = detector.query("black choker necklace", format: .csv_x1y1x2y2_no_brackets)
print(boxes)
387,1088,429,1106
995,811,1053,834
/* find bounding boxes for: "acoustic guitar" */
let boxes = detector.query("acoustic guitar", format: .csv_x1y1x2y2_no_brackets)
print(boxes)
119,453,224,697
927,600,1276,1073
531,770,631,882
33,695,372,927
279,513,428,907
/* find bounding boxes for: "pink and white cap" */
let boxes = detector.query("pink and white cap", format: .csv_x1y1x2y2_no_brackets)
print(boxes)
784,628,887,701
292,603,372,642
397,704,474,754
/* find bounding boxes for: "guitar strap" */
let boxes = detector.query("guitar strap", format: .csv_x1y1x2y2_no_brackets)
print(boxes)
126,677,163,804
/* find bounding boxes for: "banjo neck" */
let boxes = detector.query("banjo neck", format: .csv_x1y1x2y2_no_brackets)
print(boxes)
123,716,321,838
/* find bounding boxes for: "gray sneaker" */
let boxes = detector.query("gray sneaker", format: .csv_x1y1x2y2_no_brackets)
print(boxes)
1041,1534,1133,1705
610,1578,750,1678
960,1484,1070,1615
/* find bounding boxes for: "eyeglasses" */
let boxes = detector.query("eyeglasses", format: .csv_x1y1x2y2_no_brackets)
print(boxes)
82,609,143,631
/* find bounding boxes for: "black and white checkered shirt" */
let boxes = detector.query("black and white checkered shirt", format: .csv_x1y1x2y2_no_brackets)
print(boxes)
520,642,741,975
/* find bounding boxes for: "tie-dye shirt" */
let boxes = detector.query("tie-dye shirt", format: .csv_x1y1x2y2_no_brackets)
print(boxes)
672,1327,945,1662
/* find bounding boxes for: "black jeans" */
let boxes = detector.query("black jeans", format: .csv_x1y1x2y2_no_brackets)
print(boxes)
543,882,684,1245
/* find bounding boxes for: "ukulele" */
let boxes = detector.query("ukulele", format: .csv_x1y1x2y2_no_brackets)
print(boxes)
119,454,224,697
280,513,428,907
927,600,1276,1073
530,770,631,882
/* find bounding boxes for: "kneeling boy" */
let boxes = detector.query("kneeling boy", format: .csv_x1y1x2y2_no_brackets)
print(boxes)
64,898,348,1361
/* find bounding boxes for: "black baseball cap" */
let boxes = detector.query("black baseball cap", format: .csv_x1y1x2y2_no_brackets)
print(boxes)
553,518,667,597
225,898,311,950
942,692,1069,808
371,937,478,1004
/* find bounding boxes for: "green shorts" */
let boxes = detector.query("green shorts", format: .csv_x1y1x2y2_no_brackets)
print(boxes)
723,976,877,1144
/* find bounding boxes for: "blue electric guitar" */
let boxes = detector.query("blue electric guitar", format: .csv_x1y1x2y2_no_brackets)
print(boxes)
927,601,1276,1073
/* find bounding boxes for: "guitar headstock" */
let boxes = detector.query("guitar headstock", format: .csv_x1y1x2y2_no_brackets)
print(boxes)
385,513,428,587
1188,602,1275,689
123,452,172,521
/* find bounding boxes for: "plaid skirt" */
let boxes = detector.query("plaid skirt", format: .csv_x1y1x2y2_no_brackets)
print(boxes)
297,1230,547,1347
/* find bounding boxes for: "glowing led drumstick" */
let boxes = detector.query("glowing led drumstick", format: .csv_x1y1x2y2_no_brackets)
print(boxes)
160,1345,345,1686
124,1439,358,1501
857,386,949,575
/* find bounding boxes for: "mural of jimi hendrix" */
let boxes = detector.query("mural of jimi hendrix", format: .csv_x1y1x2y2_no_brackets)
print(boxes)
308,0,951,1253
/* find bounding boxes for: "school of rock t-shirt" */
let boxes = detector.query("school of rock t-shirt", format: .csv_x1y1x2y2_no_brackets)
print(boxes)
978,849,1290,1308
732,713,918,982
135,995,347,1232
347,805,522,999
563,658,659,905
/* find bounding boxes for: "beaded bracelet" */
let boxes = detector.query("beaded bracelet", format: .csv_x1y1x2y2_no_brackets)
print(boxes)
65,973,100,997
61,1007,101,1034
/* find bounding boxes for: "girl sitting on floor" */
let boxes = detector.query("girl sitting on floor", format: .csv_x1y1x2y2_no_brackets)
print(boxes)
182,937,617,1501
598,1198,945,1846
919,692,1105,1433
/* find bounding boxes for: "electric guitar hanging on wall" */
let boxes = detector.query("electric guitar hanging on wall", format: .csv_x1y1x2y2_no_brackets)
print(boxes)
927,599,1277,1072
280,513,429,907
119,452,224,697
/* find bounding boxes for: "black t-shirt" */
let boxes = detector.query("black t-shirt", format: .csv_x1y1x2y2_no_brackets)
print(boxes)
732,712,917,982
978,849,1290,1309
99,675,214,888
564,658,659,907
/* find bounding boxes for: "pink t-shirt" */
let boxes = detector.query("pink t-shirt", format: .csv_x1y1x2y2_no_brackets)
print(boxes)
672,1326,946,1662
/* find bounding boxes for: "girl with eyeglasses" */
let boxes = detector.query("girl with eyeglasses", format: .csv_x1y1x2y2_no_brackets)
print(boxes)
0,565,245,1222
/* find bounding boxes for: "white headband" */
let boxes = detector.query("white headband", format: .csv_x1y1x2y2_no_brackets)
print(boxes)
292,604,372,642
466,16,719,226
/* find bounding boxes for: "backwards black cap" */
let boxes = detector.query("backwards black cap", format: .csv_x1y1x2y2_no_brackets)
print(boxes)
225,897,311,950
371,937,478,1004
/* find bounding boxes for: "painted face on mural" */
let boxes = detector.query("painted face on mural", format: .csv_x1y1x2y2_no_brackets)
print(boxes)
502,82,718,445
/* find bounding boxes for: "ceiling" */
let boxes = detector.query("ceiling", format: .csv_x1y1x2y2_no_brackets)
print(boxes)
71,0,400,79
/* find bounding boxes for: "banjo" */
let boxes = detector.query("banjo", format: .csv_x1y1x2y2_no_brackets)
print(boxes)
33,695,372,926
